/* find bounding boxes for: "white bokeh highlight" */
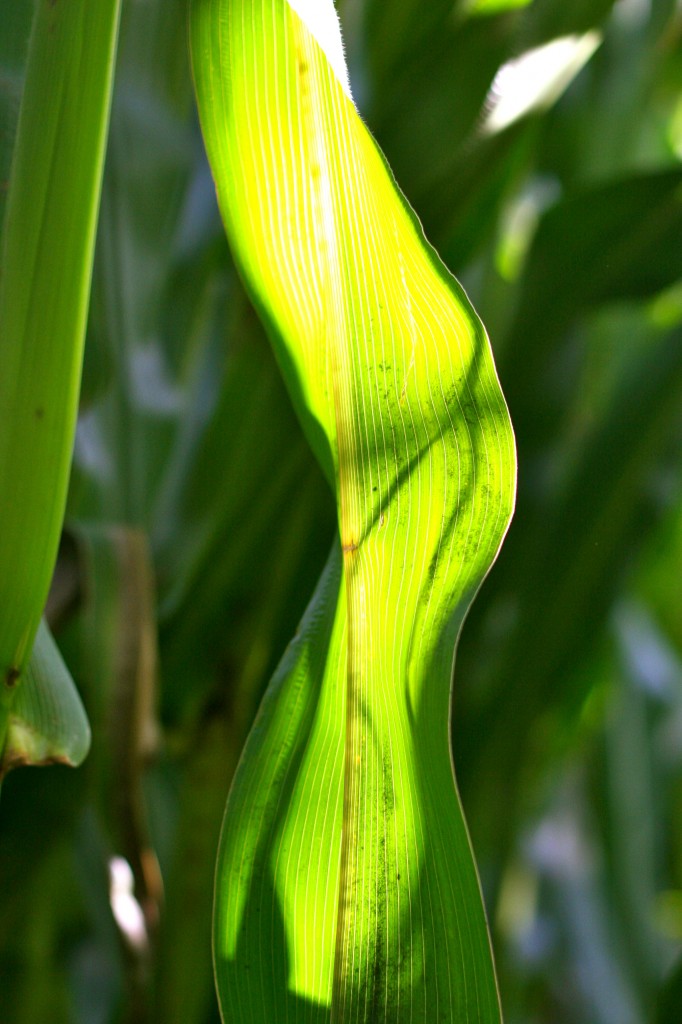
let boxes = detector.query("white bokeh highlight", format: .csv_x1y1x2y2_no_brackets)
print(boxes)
484,32,602,135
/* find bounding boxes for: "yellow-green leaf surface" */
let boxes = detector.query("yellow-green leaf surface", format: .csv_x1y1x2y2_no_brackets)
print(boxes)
0,0,120,697
190,1,516,1020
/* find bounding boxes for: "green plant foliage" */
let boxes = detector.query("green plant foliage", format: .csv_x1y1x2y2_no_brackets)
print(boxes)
1,0,682,1022
655,956,682,1023
190,0,516,1018
0,0,120,756
1,620,90,778
506,168,682,360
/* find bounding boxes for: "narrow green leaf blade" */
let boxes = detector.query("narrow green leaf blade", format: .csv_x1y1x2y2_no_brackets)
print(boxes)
0,0,121,681
191,1,516,1020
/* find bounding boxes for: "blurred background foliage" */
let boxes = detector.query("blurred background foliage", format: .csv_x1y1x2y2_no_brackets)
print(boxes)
1,0,681,1021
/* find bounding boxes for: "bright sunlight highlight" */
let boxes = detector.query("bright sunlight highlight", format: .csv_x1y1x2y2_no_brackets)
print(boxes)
286,0,352,99
109,856,148,952
483,32,602,134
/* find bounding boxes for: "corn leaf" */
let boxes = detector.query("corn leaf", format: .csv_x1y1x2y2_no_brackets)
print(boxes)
1,619,90,778
190,0,516,1020
0,0,120,744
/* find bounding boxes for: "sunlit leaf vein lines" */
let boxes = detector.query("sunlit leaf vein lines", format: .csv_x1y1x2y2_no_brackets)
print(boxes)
190,0,515,1019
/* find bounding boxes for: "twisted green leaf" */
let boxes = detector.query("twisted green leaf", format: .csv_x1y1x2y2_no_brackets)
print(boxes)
190,1,516,1020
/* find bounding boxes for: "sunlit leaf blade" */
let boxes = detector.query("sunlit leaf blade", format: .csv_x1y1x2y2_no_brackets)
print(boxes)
190,0,516,1019
465,0,532,14
0,0,121,684
1,620,90,777
213,541,346,1020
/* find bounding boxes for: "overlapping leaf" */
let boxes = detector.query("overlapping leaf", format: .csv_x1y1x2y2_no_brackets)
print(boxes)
190,1,516,1020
